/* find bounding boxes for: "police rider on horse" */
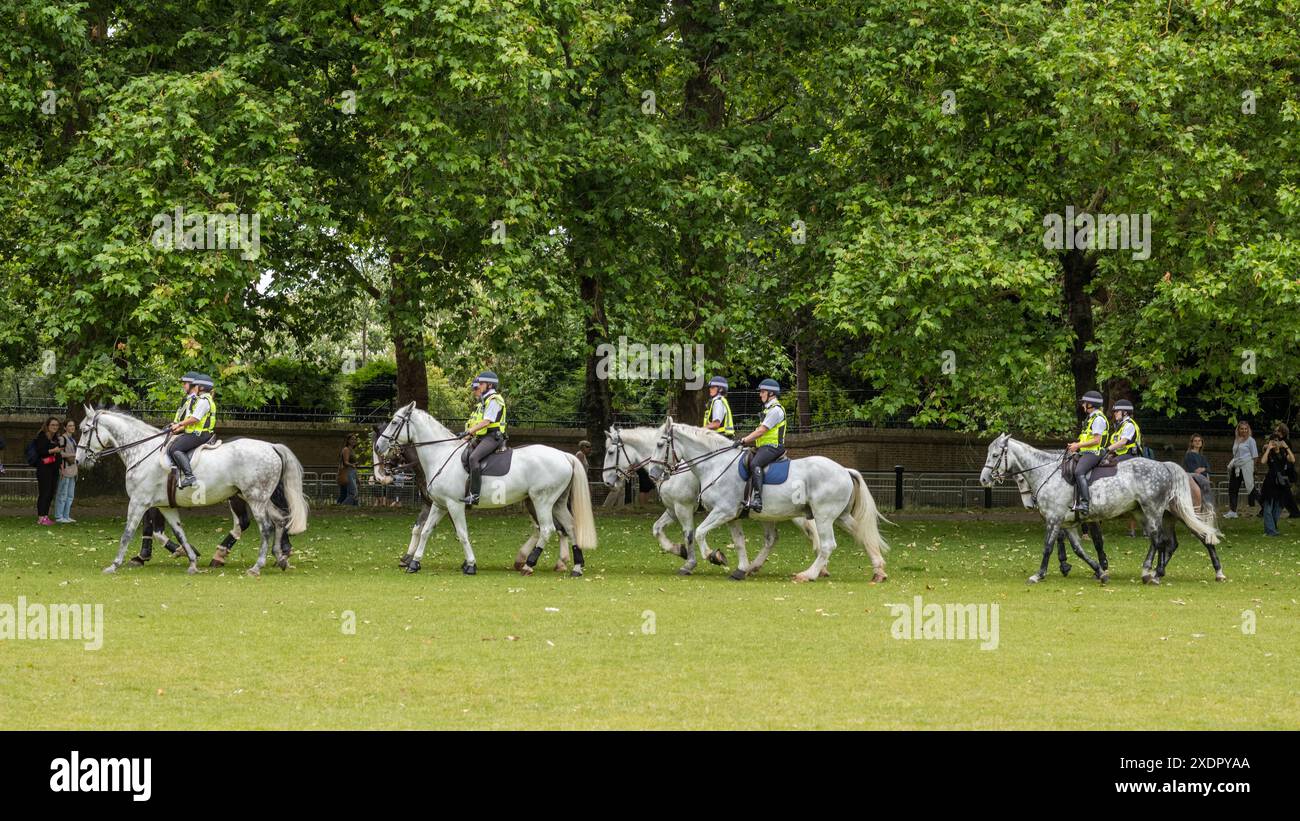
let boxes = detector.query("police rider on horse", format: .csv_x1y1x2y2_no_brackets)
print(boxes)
702,375,735,438
1065,389,1108,517
168,372,216,489
1104,399,1141,462
737,378,787,513
460,370,506,506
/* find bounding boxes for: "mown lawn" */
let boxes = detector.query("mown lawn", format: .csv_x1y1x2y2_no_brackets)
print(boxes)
1,506,1296,729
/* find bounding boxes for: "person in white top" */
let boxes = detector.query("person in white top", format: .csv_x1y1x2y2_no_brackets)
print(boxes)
1225,421,1258,518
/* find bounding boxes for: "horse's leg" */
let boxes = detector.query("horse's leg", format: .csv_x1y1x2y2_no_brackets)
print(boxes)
515,498,541,570
157,508,199,575
686,506,733,578
212,497,250,567
1154,521,1178,582
746,521,780,577
1062,526,1104,582
794,516,837,583
445,503,477,575
1089,522,1107,571
551,498,578,573
1204,535,1225,582
1030,522,1059,584
405,503,445,574
106,499,149,573
727,520,751,580
399,502,431,567
674,503,699,575
245,502,275,577
519,496,557,577
1056,534,1071,577
651,508,681,555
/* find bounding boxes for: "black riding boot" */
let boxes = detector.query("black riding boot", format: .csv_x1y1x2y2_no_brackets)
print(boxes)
173,449,197,488
749,466,765,512
463,468,482,506
1074,477,1091,517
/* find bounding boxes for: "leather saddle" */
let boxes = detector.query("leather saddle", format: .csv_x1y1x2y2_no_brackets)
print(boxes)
738,454,792,485
460,438,515,476
164,439,223,507
1062,453,1120,484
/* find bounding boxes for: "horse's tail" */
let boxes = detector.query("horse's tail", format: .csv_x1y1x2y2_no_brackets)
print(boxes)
847,469,890,571
274,444,309,535
568,454,598,550
1166,462,1219,545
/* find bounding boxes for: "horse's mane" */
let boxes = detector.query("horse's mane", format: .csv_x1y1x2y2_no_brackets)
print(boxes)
411,408,454,440
93,407,161,436
616,426,660,449
672,422,733,450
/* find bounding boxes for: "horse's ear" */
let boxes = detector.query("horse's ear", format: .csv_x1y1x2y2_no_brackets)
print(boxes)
83,403,94,418
665,415,674,426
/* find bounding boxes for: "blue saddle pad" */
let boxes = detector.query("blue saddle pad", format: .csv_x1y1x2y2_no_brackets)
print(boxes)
738,457,791,485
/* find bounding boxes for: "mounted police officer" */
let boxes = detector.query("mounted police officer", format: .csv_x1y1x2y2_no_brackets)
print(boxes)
738,378,786,512
702,375,735,438
1105,399,1142,462
175,372,199,425
168,372,217,489
1065,389,1108,516
464,377,482,433
460,370,506,506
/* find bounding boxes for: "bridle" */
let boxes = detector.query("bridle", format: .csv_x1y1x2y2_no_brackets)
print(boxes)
986,435,1068,502
605,429,655,484
77,412,172,472
377,404,464,458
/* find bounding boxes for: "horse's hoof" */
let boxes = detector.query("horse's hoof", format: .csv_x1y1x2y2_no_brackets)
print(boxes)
208,557,226,568
276,557,289,571
1060,562,1072,577
820,568,831,579
398,554,411,568
519,565,534,577
676,567,692,576
554,560,568,573
707,550,726,566
568,567,583,578
406,560,421,574
247,567,261,577
792,572,813,583
1215,571,1227,582
187,564,199,575
461,562,476,576
1026,574,1042,584
1141,571,1153,584
729,569,747,581
871,572,887,583
512,559,526,571
1099,571,1111,584
102,564,117,574
128,556,146,567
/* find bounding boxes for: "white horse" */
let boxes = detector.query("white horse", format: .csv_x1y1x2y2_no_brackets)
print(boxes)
372,402,597,576
76,407,308,576
602,426,821,575
648,418,889,582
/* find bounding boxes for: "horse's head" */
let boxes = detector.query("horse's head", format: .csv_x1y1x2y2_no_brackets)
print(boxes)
979,433,1013,487
372,401,416,484
647,416,676,482
602,426,628,488
75,405,112,467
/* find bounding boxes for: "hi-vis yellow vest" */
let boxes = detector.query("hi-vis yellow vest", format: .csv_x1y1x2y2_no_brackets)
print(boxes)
477,392,506,436
464,403,482,431
702,395,734,437
173,395,194,424
185,393,216,434
1077,409,1107,454
755,400,786,447
1109,417,1141,455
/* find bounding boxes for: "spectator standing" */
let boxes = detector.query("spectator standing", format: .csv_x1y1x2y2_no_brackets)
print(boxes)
1258,422,1297,537
1183,433,1212,499
53,418,79,523
32,417,62,525
337,433,359,506
1225,421,1258,518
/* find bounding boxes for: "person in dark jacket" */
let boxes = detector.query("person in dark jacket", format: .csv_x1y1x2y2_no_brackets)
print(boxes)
33,417,62,525
1259,422,1297,537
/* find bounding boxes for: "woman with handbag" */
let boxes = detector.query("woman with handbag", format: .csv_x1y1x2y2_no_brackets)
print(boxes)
32,417,62,525
1259,422,1297,537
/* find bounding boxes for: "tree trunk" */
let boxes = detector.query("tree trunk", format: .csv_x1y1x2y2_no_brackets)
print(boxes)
671,0,727,425
1062,248,1098,420
795,338,811,429
581,270,613,450
388,254,428,409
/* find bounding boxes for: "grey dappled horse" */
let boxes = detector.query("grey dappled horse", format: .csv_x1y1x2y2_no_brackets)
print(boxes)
602,426,821,574
77,407,308,576
979,434,1221,584
648,418,889,582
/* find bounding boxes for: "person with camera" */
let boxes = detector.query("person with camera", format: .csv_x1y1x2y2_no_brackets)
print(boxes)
1258,422,1297,537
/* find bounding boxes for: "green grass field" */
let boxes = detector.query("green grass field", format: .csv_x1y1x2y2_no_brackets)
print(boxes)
1,506,1296,729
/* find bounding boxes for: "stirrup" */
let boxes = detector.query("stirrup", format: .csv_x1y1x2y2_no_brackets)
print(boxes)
462,494,479,506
